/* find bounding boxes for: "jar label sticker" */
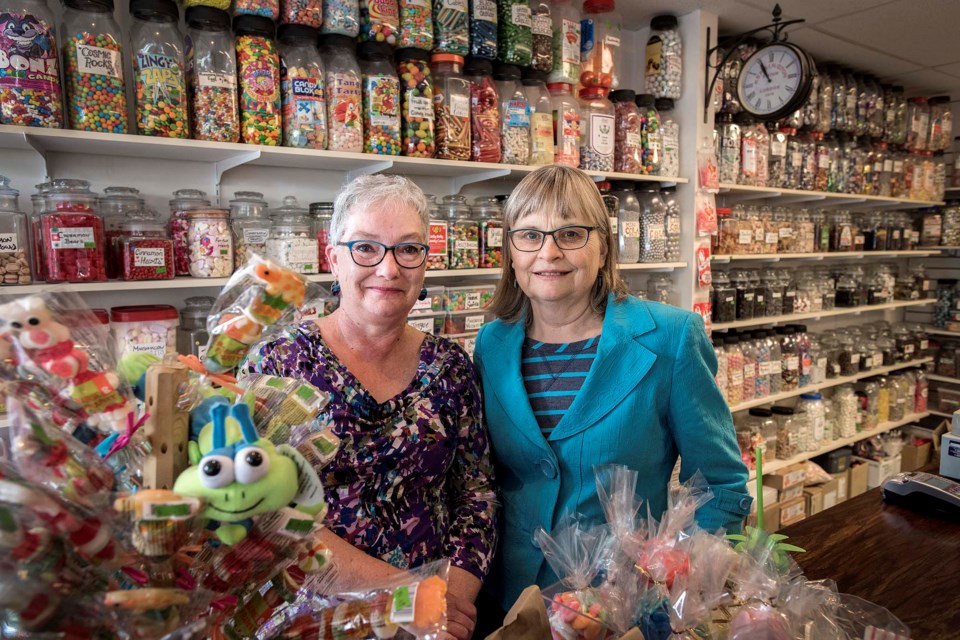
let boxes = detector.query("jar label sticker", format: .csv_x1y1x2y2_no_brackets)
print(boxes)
127,341,168,358
450,93,470,118
243,228,270,245
560,19,580,64
50,226,95,249
473,0,497,23
443,0,468,12
369,0,399,22
462,336,476,356
454,239,476,251
754,227,764,242
329,75,362,126
198,71,236,90
667,216,680,234
511,4,532,28
738,230,752,244
608,216,618,233
0,12,60,93
645,37,662,78
465,292,481,309
285,238,318,265
625,131,641,148
411,297,434,312
770,138,787,157
506,99,531,127
429,221,448,256
531,112,553,148
367,75,400,126
407,0,428,7
487,226,503,247
465,314,485,331
883,159,894,172
778,227,793,239
790,150,802,168
532,14,552,36
137,52,185,105
742,140,758,175
622,221,640,238
742,364,752,379
590,113,614,155
604,34,620,48
893,160,904,173
764,232,778,244
409,95,434,120
648,224,665,241
133,247,166,268
817,150,830,169
730,370,743,385
0,233,17,253
76,42,122,79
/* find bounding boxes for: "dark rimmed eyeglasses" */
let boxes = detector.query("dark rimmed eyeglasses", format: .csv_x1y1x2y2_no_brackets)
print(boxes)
507,225,596,252
337,240,430,268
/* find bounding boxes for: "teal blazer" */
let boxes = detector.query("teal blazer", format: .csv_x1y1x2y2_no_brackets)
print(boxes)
474,294,751,611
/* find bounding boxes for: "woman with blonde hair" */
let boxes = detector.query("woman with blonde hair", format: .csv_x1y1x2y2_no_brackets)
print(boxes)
473,165,749,624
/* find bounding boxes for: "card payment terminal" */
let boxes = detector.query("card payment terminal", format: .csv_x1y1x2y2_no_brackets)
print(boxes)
881,471,960,518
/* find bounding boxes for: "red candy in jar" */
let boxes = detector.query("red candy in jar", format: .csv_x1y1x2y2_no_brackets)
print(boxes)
41,179,106,283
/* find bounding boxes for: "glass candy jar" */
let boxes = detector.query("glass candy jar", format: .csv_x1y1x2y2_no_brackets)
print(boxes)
267,196,317,274
229,190,269,269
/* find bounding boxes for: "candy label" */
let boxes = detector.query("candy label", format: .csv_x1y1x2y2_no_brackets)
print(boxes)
667,217,680,234
136,52,184,103
532,14,551,36
604,34,620,48
243,228,269,244
76,42,121,78
408,317,433,333
465,314,485,331
369,0,399,21
554,108,580,155
198,72,236,89
329,75,362,124
129,341,167,358
511,4,531,28
648,225,666,241
0,12,60,91
487,227,503,247
589,113,614,155
133,247,166,268
391,584,418,623
580,18,594,58
531,112,553,155
143,500,196,521
454,239,476,251
449,93,469,118
626,131,641,147
560,19,580,63
428,221,448,256
622,221,640,238
50,226,95,249
366,75,399,126
608,216,617,233
770,138,787,157
464,292,481,309
443,0,467,11
0,233,17,252
409,95,434,120
473,0,496,23
242,57,279,103
506,99,530,127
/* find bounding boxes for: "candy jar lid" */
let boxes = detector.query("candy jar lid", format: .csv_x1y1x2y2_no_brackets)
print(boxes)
181,296,215,322
471,196,501,219
170,188,211,211
229,191,268,218
0,175,20,213
440,194,471,219
100,186,145,218
309,201,334,219
271,195,308,217
45,178,98,212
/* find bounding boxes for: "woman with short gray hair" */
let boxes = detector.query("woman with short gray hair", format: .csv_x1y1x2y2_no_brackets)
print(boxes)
244,174,497,640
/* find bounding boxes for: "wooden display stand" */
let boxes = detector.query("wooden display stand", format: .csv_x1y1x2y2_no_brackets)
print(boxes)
142,362,191,490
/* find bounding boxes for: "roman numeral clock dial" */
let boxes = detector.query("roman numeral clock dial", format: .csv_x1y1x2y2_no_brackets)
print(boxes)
736,41,814,121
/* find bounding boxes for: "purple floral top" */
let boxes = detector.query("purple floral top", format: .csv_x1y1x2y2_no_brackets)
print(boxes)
242,323,498,580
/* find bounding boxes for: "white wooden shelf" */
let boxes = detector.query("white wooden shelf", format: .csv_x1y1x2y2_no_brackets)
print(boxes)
712,250,938,263
926,374,960,385
712,299,935,331
748,411,930,480
0,262,687,296
728,357,933,413
0,125,687,186
718,183,943,209
929,410,954,419
924,326,960,337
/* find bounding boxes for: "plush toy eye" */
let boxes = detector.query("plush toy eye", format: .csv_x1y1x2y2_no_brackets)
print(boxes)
200,455,234,489
9,321,21,330
26,317,39,326
235,447,270,484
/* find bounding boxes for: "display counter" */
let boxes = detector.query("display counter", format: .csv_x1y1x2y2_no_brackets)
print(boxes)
780,463,960,639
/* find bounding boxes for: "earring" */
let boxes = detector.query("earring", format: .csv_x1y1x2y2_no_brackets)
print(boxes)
418,287,428,301
513,279,518,289
330,280,341,296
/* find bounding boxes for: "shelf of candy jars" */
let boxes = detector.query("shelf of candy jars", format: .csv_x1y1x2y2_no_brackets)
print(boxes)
712,320,934,412
713,48,951,208
709,256,938,330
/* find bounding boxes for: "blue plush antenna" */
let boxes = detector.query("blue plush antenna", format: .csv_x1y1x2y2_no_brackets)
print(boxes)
211,403,229,450
231,403,259,444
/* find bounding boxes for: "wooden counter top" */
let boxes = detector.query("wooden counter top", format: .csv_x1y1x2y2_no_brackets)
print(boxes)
779,468,960,639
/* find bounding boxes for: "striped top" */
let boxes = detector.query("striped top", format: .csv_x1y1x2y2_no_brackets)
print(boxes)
521,335,600,435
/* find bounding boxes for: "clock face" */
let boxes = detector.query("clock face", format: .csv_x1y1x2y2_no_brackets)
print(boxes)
737,43,811,121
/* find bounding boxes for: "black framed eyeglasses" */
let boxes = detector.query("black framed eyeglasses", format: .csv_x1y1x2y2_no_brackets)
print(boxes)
337,240,430,268
507,225,596,252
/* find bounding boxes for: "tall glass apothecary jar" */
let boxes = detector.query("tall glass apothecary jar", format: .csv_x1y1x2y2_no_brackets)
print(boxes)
441,195,479,269
186,208,233,278
608,181,640,264
229,190,269,269
267,196,317,274
0,176,31,285
309,201,333,272
636,184,666,263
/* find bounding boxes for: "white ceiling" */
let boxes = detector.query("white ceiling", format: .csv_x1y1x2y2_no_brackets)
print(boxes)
618,0,960,98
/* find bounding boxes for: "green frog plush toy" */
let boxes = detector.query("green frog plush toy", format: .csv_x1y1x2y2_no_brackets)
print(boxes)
173,402,325,545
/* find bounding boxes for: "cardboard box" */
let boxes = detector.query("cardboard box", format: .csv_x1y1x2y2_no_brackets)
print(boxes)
779,496,806,527
849,463,869,498
821,477,838,510
762,463,806,492
852,455,902,489
830,471,848,503
779,482,805,502
900,441,932,472
747,483,779,514
746,501,781,533
803,485,824,516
